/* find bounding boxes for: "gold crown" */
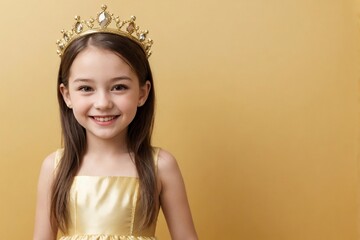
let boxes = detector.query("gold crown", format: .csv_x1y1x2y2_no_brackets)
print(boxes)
56,4,153,58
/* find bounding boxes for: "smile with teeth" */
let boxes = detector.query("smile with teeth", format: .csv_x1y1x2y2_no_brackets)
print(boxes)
92,116,118,122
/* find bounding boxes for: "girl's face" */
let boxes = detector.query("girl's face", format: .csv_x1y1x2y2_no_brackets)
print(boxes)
60,45,150,142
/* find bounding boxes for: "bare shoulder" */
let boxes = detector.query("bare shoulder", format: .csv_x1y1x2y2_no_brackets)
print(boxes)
157,148,180,174
37,150,60,183
40,151,57,175
158,149,180,179
156,148,184,191
35,151,57,219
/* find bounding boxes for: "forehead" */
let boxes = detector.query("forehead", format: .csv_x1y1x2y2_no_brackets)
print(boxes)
69,46,137,81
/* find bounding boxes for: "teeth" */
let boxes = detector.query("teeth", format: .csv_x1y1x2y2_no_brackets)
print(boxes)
93,116,116,122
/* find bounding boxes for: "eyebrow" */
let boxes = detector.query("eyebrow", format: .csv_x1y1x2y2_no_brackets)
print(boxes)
72,76,132,83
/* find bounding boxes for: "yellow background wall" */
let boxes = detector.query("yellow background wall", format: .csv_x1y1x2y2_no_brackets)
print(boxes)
0,0,359,239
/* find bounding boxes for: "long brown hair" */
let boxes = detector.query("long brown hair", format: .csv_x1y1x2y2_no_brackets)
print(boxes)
50,33,157,233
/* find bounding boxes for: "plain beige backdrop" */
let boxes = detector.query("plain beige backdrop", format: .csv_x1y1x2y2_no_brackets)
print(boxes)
0,0,359,239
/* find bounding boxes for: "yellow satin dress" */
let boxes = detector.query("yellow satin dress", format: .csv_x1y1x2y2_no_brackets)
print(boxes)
55,149,160,240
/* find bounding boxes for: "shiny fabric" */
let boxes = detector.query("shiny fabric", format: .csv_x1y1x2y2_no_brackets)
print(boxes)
55,149,159,240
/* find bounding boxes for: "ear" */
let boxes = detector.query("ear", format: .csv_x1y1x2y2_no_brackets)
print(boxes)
138,81,151,107
59,83,72,108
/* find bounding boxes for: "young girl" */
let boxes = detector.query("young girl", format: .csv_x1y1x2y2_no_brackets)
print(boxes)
33,5,197,240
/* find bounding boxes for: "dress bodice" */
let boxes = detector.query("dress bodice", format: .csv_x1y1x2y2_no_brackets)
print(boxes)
55,149,159,240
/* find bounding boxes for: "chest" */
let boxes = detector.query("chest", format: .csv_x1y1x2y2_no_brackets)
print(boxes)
66,176,156,235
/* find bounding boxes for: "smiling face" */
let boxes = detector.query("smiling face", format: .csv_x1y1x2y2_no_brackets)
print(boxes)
60,45,150,142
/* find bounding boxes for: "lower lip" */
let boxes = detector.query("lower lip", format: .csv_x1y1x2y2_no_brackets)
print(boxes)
91,116,119,126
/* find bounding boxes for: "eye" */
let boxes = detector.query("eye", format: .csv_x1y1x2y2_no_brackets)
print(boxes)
112,84,128,91
78,86,93,92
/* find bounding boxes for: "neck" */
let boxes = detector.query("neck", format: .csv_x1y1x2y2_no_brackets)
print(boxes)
85,132,129,158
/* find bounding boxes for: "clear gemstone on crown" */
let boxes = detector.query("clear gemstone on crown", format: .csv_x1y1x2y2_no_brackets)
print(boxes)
139,33,146,42
98,11,111,28
63,32,70,42
75,22,83,33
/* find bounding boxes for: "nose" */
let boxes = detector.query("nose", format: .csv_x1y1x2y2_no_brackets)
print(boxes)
93,91,113,110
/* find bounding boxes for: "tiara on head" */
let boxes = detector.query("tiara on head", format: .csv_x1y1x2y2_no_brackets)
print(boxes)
56,4,153,58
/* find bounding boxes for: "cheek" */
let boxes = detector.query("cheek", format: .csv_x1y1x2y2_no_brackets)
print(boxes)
71,98,90,111
116,96,140,117
121,91,140,105
121,98,139,113
70,97,91,120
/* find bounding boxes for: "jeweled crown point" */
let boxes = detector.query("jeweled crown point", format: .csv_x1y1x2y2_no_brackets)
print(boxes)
56,4,153,58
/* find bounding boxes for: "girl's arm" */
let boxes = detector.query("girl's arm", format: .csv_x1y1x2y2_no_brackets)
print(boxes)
33,152,57,240
158,149,198,240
